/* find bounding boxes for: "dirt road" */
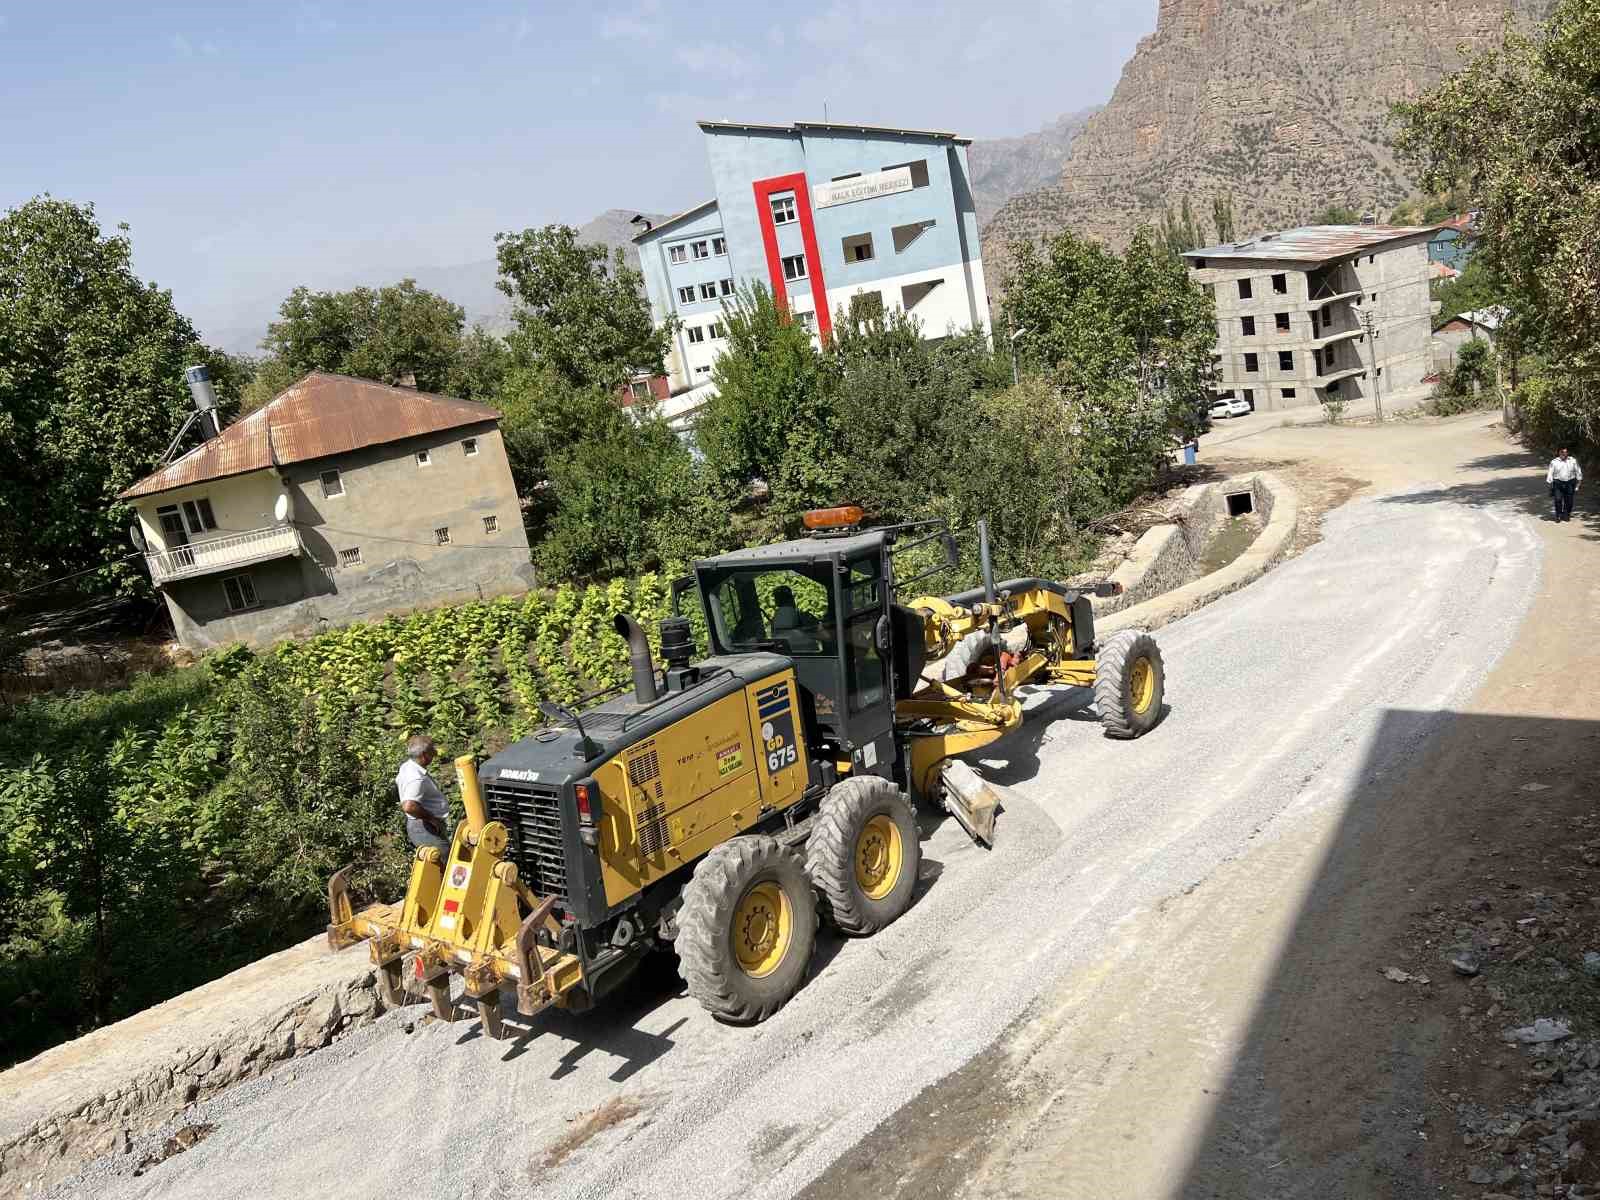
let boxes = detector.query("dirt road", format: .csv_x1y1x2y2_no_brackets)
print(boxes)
59,412,1569,1200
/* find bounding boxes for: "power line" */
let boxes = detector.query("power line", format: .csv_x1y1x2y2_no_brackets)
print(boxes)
0,554,143,606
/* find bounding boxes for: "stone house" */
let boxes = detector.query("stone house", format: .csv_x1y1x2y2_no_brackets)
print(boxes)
119,372,534,651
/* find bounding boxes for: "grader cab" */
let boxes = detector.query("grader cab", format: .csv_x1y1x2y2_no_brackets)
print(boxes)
328,508,1165,1030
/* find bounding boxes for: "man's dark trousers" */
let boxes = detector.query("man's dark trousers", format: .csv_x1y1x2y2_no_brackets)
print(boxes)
1553,479,1577,521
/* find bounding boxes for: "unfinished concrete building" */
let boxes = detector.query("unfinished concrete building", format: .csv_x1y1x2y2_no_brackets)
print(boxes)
1184,225,1438,414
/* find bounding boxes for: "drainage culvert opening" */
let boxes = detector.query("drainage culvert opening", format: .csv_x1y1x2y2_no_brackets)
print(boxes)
1225,491,1255,518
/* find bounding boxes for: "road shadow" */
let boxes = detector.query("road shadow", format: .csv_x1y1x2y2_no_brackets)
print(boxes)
1176,710,1600,1198
1376,450,1597,540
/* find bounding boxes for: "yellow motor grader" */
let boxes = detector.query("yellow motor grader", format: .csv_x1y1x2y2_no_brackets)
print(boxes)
327,509,1165,1033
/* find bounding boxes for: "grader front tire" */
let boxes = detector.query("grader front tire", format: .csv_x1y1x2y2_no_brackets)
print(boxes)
676,836,817,1025
806,776,921,936
1095,629,1165,739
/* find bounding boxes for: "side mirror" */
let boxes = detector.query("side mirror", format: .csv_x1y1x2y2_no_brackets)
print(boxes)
942,533,959,568
874,614,893,654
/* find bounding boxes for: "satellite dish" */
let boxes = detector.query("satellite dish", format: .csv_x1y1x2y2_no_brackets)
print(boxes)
129,525,147,552
274,492,291,523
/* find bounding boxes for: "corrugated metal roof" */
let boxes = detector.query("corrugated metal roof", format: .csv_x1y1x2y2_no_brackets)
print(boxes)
119,372,500,499
632,198,719,244
697,119,971,146
1184,224,1440,265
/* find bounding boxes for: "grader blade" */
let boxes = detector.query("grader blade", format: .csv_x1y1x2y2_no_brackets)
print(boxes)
941,760,999,847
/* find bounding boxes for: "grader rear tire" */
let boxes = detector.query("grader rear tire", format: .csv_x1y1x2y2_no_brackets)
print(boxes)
806,776,921,935
676,836,817,1024
1094,629,1165,739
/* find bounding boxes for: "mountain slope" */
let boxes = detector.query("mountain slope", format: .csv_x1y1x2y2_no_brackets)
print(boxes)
983,0,1554,272
967,108,1099,228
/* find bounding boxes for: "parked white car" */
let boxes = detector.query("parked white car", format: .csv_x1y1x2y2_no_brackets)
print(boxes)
1225,397,1252,417
1208,400,1234,420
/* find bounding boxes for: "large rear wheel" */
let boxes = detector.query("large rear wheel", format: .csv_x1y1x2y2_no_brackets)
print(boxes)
1094,629,1165,739
806,776,921,935
677,836,817,1024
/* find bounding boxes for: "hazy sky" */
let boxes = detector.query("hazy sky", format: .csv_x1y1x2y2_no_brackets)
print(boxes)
1,1,1154,344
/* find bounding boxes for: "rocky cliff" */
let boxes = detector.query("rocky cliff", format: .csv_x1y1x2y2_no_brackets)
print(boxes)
983,0,1553,274
967,108,1098,229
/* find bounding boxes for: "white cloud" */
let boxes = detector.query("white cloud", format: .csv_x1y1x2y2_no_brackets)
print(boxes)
674,42,756,77
598,0,661,42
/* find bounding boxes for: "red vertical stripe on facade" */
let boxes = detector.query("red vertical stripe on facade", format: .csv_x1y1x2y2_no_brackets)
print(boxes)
751,172,832,343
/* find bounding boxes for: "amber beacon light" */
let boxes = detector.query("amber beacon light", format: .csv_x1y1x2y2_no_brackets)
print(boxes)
802,505,865,530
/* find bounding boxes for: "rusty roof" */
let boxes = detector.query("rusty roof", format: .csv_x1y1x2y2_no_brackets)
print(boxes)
1184,224,1440,266
697,119,970,145
118,372,500,499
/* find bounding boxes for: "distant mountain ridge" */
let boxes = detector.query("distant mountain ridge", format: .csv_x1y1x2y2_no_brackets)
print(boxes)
967,108,1099,229
981,0,1556,282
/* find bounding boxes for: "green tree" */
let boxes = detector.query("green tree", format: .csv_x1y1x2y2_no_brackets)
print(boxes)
1432,253,1503,326
695,285,839,529
1002,228,1216,517
494,224,668,390
1395,0,1600,441
492,364,622,532
247,279,477,408
0,197,240,596
1158,195,1207,256
1211,193,1237,244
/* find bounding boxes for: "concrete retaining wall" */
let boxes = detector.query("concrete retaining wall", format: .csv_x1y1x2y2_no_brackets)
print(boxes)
0,935,383,1195
1099,471,1299,637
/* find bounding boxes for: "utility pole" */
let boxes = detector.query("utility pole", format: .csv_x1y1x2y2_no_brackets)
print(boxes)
1360,307,1385,422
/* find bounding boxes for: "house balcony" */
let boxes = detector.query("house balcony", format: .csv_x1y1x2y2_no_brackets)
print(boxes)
147,525,304,585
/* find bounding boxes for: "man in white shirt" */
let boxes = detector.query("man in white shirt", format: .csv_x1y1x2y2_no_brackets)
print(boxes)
1547,447,1583,522
397,734,452,853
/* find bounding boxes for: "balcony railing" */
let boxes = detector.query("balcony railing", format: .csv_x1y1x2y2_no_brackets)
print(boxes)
147,525,304,585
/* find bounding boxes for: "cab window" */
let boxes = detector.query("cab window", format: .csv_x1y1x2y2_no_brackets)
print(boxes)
706,566,835,655
843,557,886,713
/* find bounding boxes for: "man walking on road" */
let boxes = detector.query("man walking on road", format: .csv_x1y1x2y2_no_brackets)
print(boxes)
1547,447,1583,522
397,734,452,853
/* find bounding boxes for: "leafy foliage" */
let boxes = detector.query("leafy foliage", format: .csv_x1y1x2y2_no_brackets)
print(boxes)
246,279,491,410
1395,0,1600,444
495,224,668,391
0,198,242,596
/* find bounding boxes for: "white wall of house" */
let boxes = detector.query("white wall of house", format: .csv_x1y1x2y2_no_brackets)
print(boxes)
135,468,283,553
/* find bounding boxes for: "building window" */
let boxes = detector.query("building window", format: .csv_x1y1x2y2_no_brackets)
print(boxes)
181,497,217,535
1240,315,1255,337
1310,310,1319,333
482,515,498,534
708,321,724,339
842,232,874,263
434,526,451,546
1193,258,1207,268
677,285,696,305
849,291,884,324
1238,278,1253,300
891,220,935,253
699,282,718,300
719,277,734,296
222,573,258,612
668,245,687,264
1244,352,1259,372
338,547,362,567
1328,378,1342,393
901,279,944,310
691,240,709,259
156,505,187,544
771,194,796,225
712,236,726,255
1321,304,1332,323
629,380,652,402
782,254,807,281
319,469,343,498
1272,273,1287,294
415,449,431,467
1278,350,1294,371
695,364,711,375
1313,348,1323,372
1282,388,1297,400
1275,312,1290,332
1242,389,1254,405
882,159,930,188
1324,345,1336,369
686,325,705,344
462,437,478,456
796,310,817,331
1370,293,1377,302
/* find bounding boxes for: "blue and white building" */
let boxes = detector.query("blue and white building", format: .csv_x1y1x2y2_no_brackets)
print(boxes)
633,120,992,420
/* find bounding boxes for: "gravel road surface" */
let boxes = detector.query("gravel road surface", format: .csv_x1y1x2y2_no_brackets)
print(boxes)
60,468,1539,1200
